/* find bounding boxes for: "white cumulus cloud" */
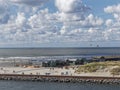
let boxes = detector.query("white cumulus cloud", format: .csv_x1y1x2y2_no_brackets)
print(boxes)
56,0,90,21
104,4,120,14
56,0,89,13
10,0,49,6
104,4,120,41
0,0,119,47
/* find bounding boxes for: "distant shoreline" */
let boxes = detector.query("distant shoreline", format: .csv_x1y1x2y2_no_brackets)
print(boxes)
0,47,120,49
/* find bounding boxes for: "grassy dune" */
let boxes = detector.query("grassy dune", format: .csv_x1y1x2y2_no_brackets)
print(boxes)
76,61,120,76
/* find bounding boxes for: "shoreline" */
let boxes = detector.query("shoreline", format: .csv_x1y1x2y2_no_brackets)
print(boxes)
0,57,120,84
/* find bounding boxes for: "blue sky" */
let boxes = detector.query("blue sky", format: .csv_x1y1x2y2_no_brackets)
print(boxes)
84,0,120,18
0,0,120,47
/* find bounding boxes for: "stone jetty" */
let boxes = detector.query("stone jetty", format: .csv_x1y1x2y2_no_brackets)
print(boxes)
0,74,120,84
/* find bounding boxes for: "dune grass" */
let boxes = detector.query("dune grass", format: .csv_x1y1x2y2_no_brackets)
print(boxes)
76,61,120,73
110,67,120,76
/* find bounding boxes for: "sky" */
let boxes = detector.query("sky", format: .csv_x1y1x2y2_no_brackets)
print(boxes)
0,0,120,47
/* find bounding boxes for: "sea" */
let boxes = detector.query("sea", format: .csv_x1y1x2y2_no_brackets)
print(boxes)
0,47,120,57
0,47,120,90
0,81,120,90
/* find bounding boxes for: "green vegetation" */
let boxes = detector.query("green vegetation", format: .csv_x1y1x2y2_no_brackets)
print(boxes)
110,67,120,76
76,61,120,73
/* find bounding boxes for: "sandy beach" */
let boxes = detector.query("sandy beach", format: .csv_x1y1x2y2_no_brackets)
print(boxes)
0,67,75,75
0,66,119,77
0,59,120,77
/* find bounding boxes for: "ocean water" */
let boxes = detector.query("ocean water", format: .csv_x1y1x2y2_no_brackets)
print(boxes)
0,81,120,90
0,47,120,57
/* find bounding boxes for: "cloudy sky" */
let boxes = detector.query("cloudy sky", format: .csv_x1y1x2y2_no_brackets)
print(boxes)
0,0,120,47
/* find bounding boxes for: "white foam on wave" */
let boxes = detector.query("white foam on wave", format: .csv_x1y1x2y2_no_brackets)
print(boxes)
0,55,93,62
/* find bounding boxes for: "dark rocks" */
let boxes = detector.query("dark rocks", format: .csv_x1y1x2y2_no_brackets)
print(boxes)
0,74,119,84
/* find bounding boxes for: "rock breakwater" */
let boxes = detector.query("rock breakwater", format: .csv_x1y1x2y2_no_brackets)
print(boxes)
0,74,120,84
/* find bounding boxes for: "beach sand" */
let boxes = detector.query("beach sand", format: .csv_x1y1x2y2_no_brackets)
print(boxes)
0,66,119,77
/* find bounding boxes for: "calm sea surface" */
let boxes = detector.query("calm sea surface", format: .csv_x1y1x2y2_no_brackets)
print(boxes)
0,81,120,90
0,47,120,57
